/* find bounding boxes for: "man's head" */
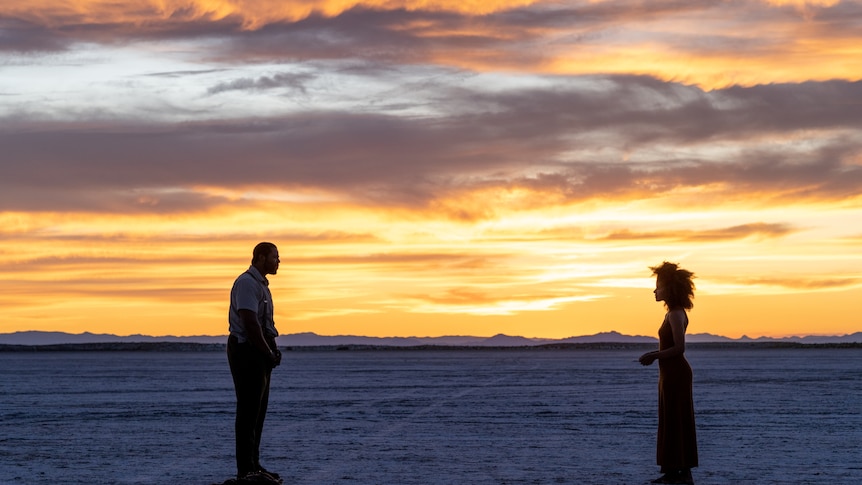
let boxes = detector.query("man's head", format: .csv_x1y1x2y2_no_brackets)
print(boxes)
251,242,279,275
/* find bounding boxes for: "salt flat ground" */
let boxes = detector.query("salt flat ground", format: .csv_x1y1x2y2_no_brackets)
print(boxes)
0,348,860,484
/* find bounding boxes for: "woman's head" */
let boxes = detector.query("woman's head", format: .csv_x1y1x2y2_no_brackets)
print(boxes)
651,261,695,310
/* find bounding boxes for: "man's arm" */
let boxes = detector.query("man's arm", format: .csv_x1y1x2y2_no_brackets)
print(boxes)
238,309,276,365
265,334,281,367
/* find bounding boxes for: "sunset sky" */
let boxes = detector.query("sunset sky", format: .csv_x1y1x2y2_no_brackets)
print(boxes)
2,0,861,340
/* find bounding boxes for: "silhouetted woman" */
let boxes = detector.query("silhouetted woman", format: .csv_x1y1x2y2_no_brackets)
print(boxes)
639,262,698,485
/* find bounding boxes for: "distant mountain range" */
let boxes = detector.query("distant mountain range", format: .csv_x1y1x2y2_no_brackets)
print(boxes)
2,330,861,347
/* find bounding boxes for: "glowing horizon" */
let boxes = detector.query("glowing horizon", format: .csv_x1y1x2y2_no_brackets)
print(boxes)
2,0,861,340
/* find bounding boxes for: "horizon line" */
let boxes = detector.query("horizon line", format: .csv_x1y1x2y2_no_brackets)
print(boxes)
3,329,861,340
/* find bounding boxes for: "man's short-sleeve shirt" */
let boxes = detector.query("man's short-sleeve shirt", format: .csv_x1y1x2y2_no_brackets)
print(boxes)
228,266,277,342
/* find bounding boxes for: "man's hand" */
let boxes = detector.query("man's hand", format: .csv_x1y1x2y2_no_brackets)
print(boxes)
264,348,281,369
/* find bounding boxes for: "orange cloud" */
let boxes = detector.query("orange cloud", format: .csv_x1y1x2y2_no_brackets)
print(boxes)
8,0,538,27
4,1,861,89
764,0,840,7
599,223,797,242
739,277,860,290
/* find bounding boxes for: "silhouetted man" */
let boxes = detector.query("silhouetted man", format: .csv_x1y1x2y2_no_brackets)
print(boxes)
227,242,283,483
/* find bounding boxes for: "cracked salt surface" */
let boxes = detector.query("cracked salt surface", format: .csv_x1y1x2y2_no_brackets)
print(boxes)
1,347,860,484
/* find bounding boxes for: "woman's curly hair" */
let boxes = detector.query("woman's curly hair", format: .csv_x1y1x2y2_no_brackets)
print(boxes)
651,261,695,310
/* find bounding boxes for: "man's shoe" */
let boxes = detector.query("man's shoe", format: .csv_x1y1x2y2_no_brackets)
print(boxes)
258,466,280,480
258,468,282,484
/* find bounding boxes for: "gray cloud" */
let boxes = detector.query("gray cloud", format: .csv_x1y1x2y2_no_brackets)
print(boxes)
144,69,228,78
207,72,316,95
0,17,69,52
2,76,861,213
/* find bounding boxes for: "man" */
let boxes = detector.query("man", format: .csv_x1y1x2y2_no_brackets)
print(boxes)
227,242,283,484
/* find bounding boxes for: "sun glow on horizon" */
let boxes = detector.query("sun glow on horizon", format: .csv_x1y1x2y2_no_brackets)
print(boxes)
2,191,861,339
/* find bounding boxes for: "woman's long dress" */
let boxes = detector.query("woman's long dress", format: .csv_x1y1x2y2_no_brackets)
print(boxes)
657,312,698,472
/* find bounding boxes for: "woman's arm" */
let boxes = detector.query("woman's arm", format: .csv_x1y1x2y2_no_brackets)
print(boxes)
638,310,687,365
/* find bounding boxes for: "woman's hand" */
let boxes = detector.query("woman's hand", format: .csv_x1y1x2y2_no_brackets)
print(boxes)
639,351,657,366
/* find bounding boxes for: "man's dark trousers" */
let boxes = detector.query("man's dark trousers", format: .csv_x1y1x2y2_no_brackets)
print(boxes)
227,335,272,476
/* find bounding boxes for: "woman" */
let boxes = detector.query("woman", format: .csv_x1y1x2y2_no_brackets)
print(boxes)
639,261,698,485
